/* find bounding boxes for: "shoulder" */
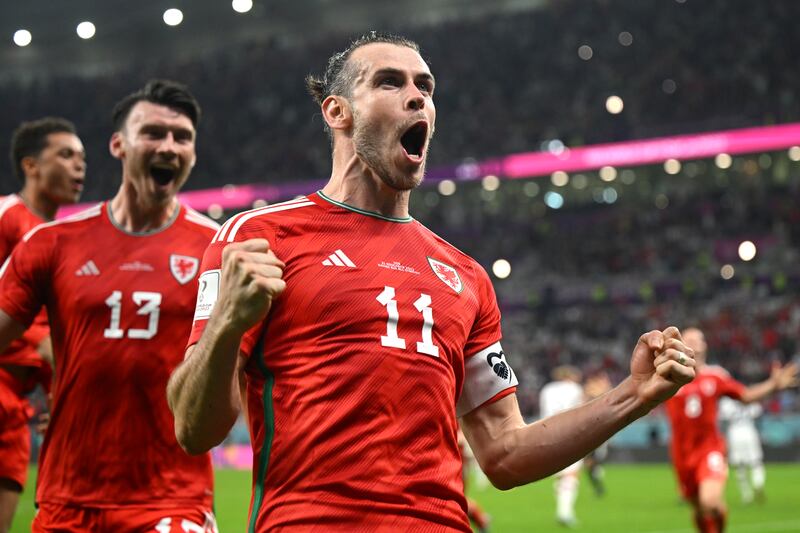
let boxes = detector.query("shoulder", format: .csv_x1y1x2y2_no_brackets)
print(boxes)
211,196,318,244
0,195,23,223
415,221,490,280
703,365,732,380
182,205,221,236
23,203,103,243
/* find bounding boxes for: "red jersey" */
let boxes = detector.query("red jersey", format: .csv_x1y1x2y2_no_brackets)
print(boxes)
0,202,218,508
0,194,49,373
665,365,746,465
189,192,518,532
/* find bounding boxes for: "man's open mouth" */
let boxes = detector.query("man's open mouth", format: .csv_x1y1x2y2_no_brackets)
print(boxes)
150,165,177,186
400,121,428,158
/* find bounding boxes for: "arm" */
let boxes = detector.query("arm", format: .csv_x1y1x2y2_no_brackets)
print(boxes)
461,328,695,490
0,309,26,354
168,238,285,455
739,362,798,404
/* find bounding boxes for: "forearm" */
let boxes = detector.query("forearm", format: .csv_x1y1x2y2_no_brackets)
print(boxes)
740,379,776,404
466,378,650,489
168,316,245,454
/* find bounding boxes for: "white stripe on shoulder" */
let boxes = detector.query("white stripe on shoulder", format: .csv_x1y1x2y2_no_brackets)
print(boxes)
184,207,221,230
226,200,314,242
0,195,22,221
212,197,311,243
23,203,103,242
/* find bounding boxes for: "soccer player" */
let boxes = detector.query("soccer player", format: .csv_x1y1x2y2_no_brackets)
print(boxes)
719,397,765,504
539,366,585,527
0,117,85,533
0,80,219,532
583,371,613,498
168,32,696,531
665,327,798,533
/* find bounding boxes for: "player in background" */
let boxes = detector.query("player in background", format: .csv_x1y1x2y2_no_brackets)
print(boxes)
539,366,585,527
665,327,797,533
168,32,697,532
0,81,219,532
0,117,85,533
583,371,613,497
718,397,765,504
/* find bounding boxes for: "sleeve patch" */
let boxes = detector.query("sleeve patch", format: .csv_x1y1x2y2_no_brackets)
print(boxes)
193,269,221,320
457,341,518,417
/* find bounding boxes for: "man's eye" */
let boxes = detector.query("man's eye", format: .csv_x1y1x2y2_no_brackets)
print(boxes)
381,77,400,87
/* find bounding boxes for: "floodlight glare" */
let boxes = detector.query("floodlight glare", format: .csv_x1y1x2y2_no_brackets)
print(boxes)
76,21,96,40
232,0,254,13
13,29,32,47
606,95,624,114
492,259,511,279
163,8,184,26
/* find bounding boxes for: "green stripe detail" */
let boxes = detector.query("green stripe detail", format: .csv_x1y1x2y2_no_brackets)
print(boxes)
317,190,414,223
248,339,275,533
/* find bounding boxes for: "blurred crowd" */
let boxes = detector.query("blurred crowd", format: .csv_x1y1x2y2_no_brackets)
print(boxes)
2,0,799,200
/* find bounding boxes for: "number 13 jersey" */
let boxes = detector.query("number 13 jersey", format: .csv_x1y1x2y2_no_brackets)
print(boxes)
0,202,217,508
189,192,518,532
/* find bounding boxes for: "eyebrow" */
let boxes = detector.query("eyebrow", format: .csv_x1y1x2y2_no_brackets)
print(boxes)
373,67,436,87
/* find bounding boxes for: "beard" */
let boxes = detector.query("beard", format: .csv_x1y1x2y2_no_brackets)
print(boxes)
352,109,425,191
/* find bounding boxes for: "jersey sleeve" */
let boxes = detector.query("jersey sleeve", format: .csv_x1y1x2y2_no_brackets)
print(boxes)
0,230,52,328
188,219,277,359
720,374,746,400
456,264,517,417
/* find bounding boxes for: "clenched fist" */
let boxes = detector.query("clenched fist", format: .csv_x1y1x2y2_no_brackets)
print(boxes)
630,327,696,408
215,238,286,333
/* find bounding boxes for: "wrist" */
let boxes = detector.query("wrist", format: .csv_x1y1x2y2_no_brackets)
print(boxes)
607,377,653,425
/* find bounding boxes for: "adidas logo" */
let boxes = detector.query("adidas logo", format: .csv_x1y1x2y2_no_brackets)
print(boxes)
75,260,100,276
322,249,356,268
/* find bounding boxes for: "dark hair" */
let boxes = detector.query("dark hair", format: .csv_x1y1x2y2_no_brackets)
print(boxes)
306,31,420,138
10,117,77,182
111,79,201,131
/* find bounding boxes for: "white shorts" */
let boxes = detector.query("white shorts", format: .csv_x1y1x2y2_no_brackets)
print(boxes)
727,425,763,466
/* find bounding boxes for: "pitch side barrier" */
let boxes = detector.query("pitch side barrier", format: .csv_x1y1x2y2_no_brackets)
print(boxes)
59,122,800,218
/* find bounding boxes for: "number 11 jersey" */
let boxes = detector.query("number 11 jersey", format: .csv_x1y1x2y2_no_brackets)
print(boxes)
0,202,217,508
189,192,518,532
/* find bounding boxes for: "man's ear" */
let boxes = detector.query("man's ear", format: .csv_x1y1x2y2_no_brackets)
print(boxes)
109,131,124,160
20,156,38,180
321,95,353,133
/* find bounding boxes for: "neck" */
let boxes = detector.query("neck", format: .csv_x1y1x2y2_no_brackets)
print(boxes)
18,184,58,221
109,182,178,233
321,144,411,219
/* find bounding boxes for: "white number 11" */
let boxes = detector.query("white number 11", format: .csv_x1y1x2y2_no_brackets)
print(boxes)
376,286,439,357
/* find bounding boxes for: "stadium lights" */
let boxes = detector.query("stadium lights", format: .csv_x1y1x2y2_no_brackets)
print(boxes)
655,194,669,209
720,264,735,280
13,29,32,47
738,241,757,262
163,8,184,26
662,79,677,94
664,159,681,175
207,204,223,219
550,171,569,187
481,175,500,191
572,174,588,189
602,187,618,204
544,191,564,209
252,199,268,208
715,153,732,169
523,182,540,197
492,259,511,280
76,21,96,40
599,166,617,182
618,31,633,46
606,95,624,114
789,146,800,162
577,45,593,60
438,179,456,196
232,0,254,13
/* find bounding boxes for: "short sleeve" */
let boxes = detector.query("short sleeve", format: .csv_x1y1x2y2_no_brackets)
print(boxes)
720,375,746,400
187,218,276,359
0,230,52,328
456,265,517,417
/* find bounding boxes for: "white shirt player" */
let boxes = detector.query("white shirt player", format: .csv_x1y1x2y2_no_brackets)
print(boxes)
719,397,763,466
540,380,585,419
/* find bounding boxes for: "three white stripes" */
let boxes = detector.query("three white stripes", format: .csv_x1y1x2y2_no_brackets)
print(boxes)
322,249,356,268
75,260,100,276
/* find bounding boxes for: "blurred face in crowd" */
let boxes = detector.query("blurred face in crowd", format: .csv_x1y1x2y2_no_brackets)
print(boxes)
25,132,86,205
110,101,196,205
345,42,436,191
682,327,707,366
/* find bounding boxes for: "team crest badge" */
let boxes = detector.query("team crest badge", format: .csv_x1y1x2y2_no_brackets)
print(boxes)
170,254,200,285
427,257,463,294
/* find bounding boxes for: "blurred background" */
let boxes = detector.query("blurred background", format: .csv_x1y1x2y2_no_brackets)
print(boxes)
3,0,799,531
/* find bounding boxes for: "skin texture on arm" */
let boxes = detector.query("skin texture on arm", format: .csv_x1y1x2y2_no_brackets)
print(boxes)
0,310,26,355
739,362,798,404
167,238,285,455
461,328,696,490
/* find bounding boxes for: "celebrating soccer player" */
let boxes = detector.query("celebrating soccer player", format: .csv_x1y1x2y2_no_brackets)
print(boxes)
665,327,798,533
169,32,697,531
0,81,220,532
0,117,85,533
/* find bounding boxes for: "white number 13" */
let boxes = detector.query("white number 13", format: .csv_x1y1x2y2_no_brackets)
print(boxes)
376,286,439,357
104,290,162,340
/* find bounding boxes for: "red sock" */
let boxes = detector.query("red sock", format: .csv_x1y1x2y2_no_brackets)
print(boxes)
467,497,490,530
714,509,727,532
693,512,719,533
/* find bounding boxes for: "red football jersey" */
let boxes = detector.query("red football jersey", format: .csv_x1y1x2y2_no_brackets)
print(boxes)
665,365,746,466
0,194,49,371
189,192,518,532
0,202,218,507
